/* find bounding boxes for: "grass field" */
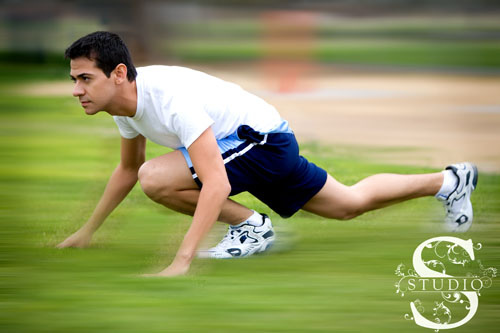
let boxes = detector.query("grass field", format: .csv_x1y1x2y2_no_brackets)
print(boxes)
1,79,499,332
165,17,500,70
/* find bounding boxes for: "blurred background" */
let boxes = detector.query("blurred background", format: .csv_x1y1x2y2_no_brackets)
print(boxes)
2,0,500,67
2,0,500,169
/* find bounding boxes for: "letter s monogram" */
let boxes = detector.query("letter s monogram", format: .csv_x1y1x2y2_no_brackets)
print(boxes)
410,236,478,330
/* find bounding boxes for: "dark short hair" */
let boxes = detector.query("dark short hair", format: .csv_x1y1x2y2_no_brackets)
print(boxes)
65,31,137,82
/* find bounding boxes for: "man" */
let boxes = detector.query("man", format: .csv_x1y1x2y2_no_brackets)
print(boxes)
58,31,478,277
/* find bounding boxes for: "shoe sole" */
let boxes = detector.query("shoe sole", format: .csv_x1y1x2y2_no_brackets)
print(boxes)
447,162,478,191
199,236,276,259
241,236,275,258
449,162,478,232
471,164,479,190
256,236,275,254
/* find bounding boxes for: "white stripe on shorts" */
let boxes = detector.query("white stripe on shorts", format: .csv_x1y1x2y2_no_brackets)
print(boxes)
222,134,267,165
191,134,268,181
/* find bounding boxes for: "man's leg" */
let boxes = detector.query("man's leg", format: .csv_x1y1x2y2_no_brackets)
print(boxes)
302,172,444,220
137,150,252,225
138,150,276,258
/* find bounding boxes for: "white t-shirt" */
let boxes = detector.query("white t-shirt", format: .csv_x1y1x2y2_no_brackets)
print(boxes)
113,66,283,149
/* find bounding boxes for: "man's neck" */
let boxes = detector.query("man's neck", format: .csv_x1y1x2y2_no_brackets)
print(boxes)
106,80,138,117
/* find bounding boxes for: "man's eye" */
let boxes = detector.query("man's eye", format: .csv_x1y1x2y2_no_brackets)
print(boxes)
82,77,90,81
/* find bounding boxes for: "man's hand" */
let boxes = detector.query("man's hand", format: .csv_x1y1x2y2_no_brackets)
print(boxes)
57,228,93,248
142,257,191,278
143,127,230,277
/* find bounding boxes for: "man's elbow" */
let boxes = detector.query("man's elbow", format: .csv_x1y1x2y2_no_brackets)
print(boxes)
220,179,231,197
118,162,141,180
204,177,231,198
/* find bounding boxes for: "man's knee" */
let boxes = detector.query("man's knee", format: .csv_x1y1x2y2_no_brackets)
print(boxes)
332,193,367,220
312,203,363,220
336,208,362,220
138,160,172,201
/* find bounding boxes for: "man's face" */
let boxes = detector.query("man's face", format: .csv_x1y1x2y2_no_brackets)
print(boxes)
70,57,116,115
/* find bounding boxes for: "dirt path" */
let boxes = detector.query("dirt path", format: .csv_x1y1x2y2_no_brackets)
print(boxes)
209,65,500,172
19,65,500,172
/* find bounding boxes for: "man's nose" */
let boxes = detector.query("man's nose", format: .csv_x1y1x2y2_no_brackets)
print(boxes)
72,82,84,97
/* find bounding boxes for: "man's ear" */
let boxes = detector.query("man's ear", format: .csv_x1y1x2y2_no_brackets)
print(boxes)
113,63,128,84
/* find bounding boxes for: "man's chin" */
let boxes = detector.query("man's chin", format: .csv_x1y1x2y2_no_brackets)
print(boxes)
83,107,99,115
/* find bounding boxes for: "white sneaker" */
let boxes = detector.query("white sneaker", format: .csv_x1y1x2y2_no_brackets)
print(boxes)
198,213,275,259
438,162,478,232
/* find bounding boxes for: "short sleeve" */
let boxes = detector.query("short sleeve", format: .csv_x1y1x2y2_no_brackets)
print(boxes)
169,97,215,148
113,116,139,139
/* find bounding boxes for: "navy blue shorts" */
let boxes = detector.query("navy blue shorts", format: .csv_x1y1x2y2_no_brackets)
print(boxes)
187,125,327,218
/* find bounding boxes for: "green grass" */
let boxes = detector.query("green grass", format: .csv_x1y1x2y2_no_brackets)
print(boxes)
4,17,500,72
166,39,500,69
1,88,499,332
163,17,500,69
172,17,500,39
0,63,69,84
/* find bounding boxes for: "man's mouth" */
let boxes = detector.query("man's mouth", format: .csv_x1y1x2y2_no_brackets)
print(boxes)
80,100,90,107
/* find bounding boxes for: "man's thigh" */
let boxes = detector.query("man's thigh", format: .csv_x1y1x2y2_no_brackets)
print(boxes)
301,174,355,219
139,150,199,191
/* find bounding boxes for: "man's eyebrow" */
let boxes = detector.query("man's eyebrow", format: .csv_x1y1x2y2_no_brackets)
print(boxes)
69,73,93,80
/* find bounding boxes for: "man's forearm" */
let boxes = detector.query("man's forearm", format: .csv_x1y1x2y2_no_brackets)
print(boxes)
81,164,139,233
175,182,231,261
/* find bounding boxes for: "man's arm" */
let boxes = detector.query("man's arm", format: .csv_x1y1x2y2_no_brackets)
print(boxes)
146,127,231,277
57,135,146,248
